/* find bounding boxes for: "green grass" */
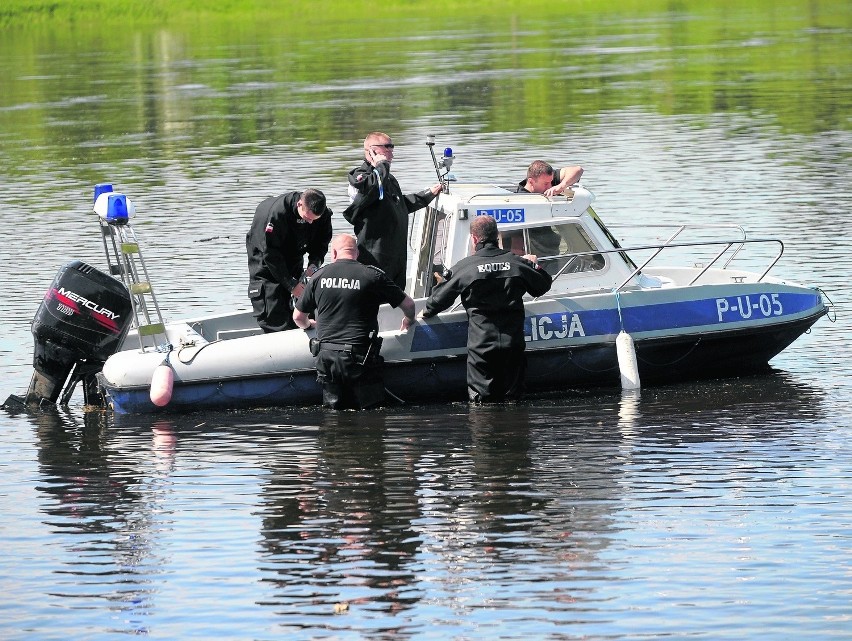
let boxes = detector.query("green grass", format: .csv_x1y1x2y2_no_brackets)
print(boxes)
1,0,799,28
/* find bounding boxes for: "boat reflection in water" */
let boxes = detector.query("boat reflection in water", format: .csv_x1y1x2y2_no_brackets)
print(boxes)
3,369,820,629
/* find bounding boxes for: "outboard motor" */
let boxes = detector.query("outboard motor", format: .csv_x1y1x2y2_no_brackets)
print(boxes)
25,260,133,407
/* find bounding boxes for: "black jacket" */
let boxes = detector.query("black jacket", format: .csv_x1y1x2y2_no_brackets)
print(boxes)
246,191,333,290
422,242,553,348
343,160,437,288
296,258,407,347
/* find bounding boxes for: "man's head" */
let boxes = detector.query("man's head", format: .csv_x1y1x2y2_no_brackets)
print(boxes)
470,215,498,245
525,160,555,193
330,233,359,261
364,131,395,164
296,188,327,224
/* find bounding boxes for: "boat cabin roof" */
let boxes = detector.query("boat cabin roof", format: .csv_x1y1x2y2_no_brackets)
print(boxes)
408,184,638,299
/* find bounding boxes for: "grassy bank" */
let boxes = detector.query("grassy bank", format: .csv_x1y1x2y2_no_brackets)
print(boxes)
3,0,570,26
0,0,804,28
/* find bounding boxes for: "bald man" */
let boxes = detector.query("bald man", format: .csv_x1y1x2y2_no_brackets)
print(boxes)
343,131,443,290
293,234,415,410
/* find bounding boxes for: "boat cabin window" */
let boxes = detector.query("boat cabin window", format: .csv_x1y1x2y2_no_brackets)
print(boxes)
588,206,637,270
498,223,605,275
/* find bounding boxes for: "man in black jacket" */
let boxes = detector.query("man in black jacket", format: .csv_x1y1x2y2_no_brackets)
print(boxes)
343,132,443,290
293,234,416,410
246,189,332,332
419,215,553,402
516,160,583,196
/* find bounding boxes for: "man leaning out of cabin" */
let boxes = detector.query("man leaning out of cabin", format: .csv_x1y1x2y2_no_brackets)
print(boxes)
418,214,553,403
293,234,416,410
517,160,583,196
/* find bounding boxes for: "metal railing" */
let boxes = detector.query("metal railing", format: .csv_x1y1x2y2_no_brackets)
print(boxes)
539,236,784,293
607,223,749,269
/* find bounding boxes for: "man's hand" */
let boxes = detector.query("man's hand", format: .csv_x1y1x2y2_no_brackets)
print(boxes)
399,295,416,331
369,149,389,167
292,308,314,330
430,183,443,196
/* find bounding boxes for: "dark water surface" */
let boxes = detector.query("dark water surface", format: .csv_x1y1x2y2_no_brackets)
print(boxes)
1,4,851,639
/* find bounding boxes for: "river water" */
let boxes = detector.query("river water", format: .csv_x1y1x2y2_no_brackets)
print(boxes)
1,4,850,639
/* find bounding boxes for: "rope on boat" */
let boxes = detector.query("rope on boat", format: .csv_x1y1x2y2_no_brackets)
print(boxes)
541,349,619,375
383,361,450,405
215,374,304,401
384,387,406,405
817,287,837,323
635,337,703,367
175,339,222,365
615,290,625,331
614,291,641,390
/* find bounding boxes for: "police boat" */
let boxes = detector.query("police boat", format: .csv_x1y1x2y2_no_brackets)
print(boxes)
12,142,829,414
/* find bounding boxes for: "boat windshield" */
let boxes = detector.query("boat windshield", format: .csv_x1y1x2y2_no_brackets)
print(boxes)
499,222,605,276
411,204,449,298
587,207,638,270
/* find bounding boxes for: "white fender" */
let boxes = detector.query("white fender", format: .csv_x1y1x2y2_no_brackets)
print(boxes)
150,362,174,407
616,330,641,390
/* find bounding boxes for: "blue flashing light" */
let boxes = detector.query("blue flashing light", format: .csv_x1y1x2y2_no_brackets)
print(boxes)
94,183,114,203
443,147,453,157
107,193,129,224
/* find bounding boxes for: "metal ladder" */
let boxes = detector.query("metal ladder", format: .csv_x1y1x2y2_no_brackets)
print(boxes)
98,217,169,352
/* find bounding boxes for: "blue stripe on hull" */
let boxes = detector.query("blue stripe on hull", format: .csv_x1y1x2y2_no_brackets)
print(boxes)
104,301,825,414
397,310,826,401
625,291,821,332
107,371,322,414
411,291,824,352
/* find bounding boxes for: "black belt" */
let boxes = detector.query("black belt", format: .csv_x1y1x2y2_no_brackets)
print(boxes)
320,341,367,353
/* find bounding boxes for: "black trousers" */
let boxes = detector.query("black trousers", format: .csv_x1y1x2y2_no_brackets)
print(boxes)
466,342,526,403
316,350,385,410
249,279,295,332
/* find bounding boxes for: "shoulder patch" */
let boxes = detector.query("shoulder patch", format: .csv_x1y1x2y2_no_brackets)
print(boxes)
365,264,388,275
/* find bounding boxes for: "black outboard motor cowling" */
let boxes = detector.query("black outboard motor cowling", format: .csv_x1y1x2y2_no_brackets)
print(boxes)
26,261,133,406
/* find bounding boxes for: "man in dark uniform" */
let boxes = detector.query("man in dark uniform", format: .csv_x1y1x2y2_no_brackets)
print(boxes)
517,160,583,196
246,188,333,332
293,234,416,410
343,131,443,290
419,215,553,403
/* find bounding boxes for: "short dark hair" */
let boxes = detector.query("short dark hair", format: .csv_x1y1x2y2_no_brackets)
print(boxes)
471,214,498,243
301,188,327,215
527,160,554,179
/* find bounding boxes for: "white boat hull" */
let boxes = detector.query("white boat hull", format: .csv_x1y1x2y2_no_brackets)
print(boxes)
98,279,826,414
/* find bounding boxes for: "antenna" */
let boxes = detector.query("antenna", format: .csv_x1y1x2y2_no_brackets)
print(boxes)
425,134,456,193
